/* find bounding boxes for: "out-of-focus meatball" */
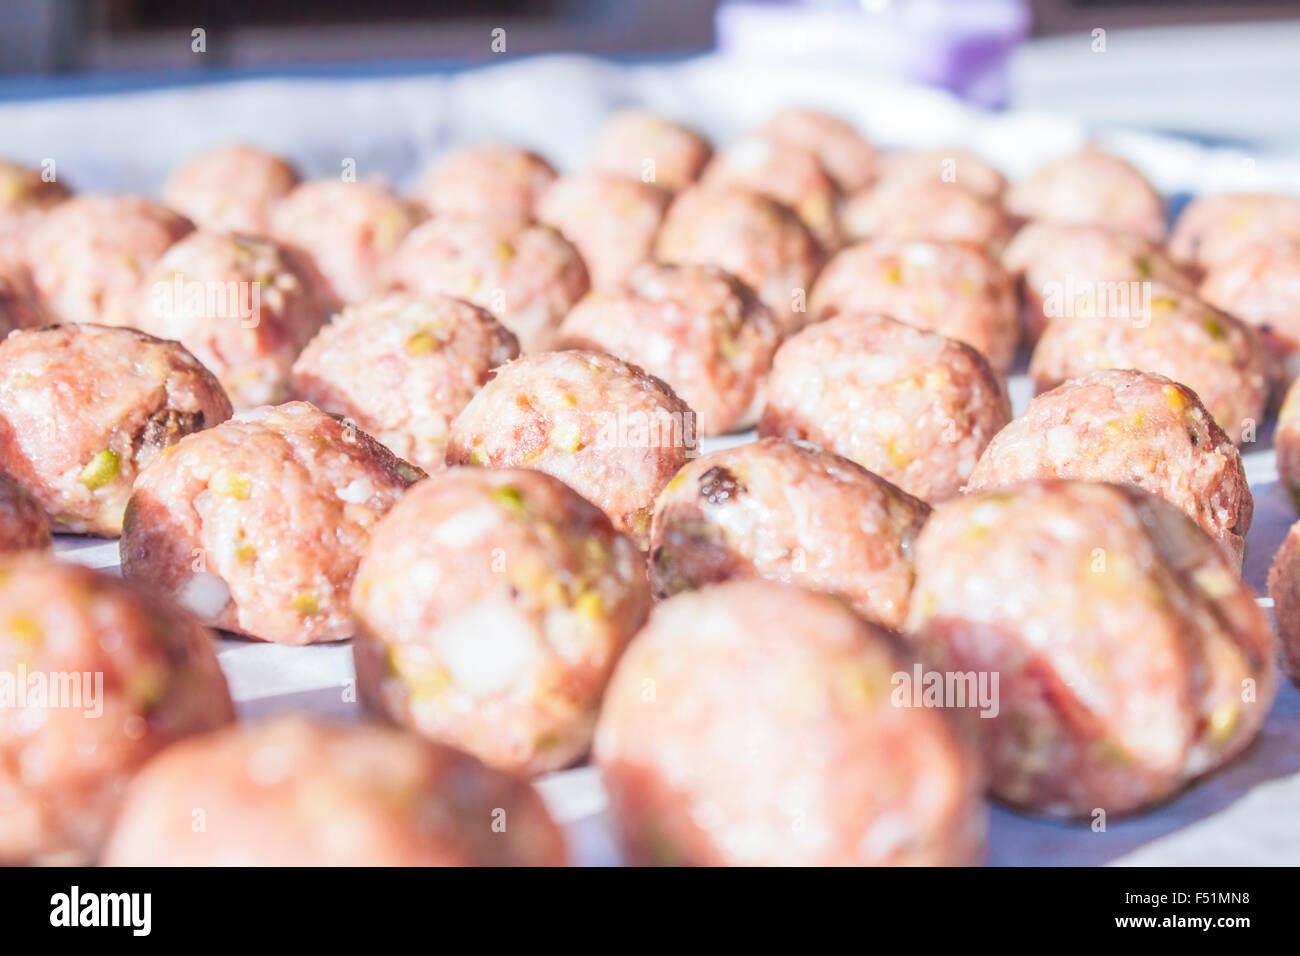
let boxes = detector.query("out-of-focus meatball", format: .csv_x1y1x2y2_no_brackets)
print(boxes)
587,110,712,194
0,557,233,865
164,144,300,235
352,468,649,776
876,148,1007,200
0,258,44,335
135,230,326,409
1169,192,1300,277
701,136,843,252
557,262,779,435
1268,521,1300,685
121,401,422,645
1029,281,1268,445
1006,146,1166,241
25,196,193,327
271,179,422,305
0,159,69,261
809,238,1019,373
1273,377,1300,509
534,173,670,289
1002,221,1195,343
387,216,589,352
650,438,928,630
0,473,49,552
415,144,556,224
760,313,1010,502
292,291,519,472
841,179,1013,252
908,481,1276,818
966,369,1251,564
595,580,986,866
446,350,694,548
0,325,232,536
1199,241,1300,383
758,107,879,193
655,185,823,338
101,715,566,866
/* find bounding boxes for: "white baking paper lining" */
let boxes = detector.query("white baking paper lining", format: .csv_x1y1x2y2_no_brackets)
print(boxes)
9,51,1300,866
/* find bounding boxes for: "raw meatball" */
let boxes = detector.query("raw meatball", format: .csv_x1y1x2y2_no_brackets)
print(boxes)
416,144,556,223
0,159,68,261
907,481,1276,817
650,438,929,630
0,325,232,536
0,258,44,335
1029,281,1268,445
0,557,233,864
1268,521,1300,685
1005,146,1166,241
292,291,519,472
120,401,422,645
655,185,823,338
271,179,422,305
594,580,986,866
877,148,1007,200
1002,221,1194,343
1273,376,1300,508
758,107,879,193
387,216,589,352
135,230,326,409
588,110,712,194
966,369,1252,564
164,144,299,235
557,262,779,435
352,468,650,776
0,473,49,552
701,136,843,252
841,179,1013,252
25,195,194,327
809,238,1019,373
445,350,694,548
1199,241,1300,382
101,715,566,866
535,173,670,289
759,313,1010,502
1169,192,1300,277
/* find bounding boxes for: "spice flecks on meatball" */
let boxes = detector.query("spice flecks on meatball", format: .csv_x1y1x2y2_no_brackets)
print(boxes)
760,313,1011,502
0,324,232,536
446,349,695,548
352,467,650,776
387,216,588,352
907,481,1276,818
557,262,779,435
292,291,519,472
121,401,422,645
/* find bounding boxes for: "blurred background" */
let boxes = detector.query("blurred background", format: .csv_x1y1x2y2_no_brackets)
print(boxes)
2,1,1300,150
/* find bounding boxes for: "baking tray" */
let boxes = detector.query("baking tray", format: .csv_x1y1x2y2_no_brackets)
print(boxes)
13,52,1300,865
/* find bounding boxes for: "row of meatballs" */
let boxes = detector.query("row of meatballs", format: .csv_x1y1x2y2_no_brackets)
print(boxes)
1,106,1299,867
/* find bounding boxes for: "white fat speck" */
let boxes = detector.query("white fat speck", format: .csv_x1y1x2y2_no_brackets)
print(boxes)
858,812,915,861
431,503,499,547
179,571,231,619
335,478,372,504
902,243,937,267
1045,425,1079,464
436,603,543,696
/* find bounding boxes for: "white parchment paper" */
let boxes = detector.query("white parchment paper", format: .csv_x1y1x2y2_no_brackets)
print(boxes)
13,52,1300,866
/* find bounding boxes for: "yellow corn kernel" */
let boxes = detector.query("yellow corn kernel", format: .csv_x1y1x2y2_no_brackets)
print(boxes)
550,421,583,452
573,590,604,621
1208,702,1238,745
208,469,251,500
490,484,527,517
405,329,442,356
78,449,120,490
290,592,320,616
